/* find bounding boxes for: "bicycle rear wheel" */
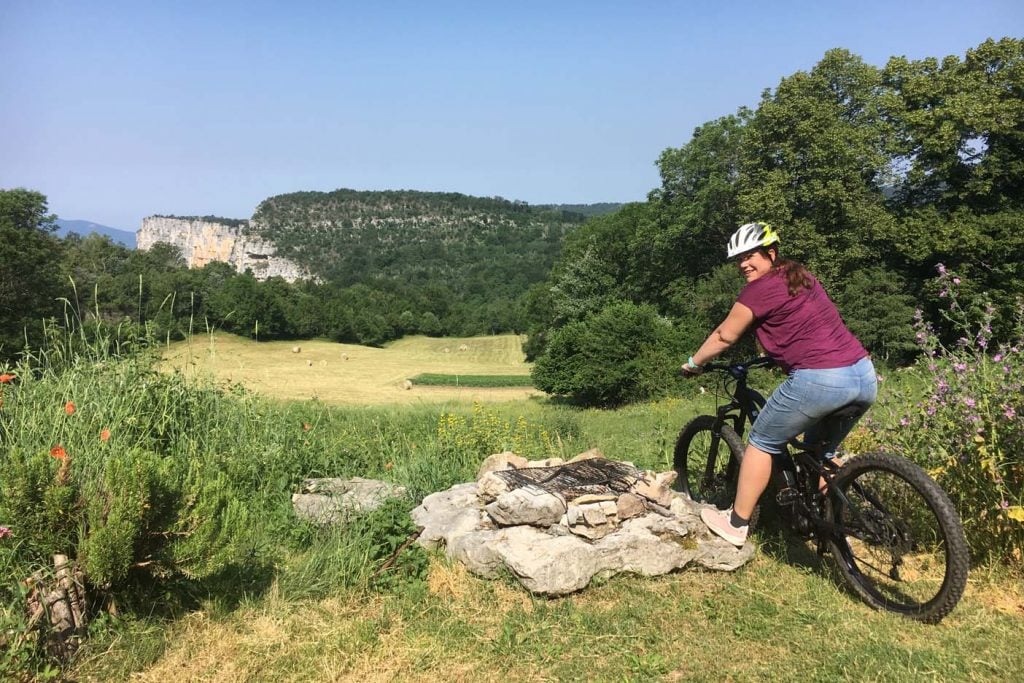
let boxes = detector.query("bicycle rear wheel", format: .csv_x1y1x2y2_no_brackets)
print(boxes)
672,415,745,510
825,451,969,623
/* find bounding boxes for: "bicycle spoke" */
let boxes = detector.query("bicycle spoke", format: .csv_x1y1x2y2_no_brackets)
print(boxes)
831,465,952,615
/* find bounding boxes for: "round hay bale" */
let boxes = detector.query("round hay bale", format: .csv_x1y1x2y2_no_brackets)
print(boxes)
341,352,349,361
443,347,450,354
403,379,413,390
458,344,468,351
306,360,313,367
292,346,301,354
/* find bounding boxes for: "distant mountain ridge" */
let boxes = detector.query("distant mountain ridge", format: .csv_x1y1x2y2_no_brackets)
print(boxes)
249,189,594,289
55,219,135,248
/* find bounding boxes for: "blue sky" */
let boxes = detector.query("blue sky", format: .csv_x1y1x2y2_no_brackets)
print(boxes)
1,1,1021,230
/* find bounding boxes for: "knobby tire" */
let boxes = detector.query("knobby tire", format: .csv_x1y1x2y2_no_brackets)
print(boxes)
825,451,969,623
673,415,759,526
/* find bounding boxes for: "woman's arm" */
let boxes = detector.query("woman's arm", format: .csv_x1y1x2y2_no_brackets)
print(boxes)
685,302,755,370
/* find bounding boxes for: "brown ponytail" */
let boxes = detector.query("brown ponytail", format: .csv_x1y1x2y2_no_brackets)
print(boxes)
773,258,813,296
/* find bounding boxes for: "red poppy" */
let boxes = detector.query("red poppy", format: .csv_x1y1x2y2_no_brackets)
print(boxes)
302,422,312,431
50,445,68,461
64,401,76,416
0,374,15,384
100,428,111,442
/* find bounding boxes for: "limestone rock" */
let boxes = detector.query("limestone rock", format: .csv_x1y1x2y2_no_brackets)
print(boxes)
137,216,309,282
616,493,646,520
292,477,407,524
486,486,566,527
476,451,529,479
632,475,673,507
490,527,601,595
568,448,604,463
411,483,484,549
476,471,511,503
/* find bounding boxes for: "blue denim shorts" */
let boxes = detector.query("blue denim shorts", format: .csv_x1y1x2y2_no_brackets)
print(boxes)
747,357,877,457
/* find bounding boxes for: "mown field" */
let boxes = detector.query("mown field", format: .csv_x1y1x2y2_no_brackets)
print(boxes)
161,333,540,404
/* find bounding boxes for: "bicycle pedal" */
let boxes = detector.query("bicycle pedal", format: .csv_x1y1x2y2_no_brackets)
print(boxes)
775,487,800,507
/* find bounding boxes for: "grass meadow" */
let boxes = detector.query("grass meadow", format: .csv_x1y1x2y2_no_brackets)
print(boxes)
1,333,1021,681
161,333,541,405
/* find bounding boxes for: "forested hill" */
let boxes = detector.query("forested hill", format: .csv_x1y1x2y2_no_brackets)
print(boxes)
250,189,591,294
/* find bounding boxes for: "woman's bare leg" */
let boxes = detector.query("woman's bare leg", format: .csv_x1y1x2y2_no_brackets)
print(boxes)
733,444,773,519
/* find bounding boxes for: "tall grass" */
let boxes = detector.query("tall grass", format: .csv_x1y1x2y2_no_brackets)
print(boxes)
5,314,681,678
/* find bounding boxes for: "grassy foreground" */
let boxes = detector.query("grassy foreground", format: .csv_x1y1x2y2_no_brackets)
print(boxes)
2,334,1020,681
77,548,1023,682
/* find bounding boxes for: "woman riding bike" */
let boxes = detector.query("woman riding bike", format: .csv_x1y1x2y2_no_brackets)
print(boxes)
682,222,877,546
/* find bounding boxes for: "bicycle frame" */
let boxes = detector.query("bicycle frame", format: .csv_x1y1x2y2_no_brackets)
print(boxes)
706,358,770,439
702,357,866,545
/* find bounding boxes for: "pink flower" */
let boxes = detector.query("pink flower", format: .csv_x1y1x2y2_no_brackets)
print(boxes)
0,526,11,540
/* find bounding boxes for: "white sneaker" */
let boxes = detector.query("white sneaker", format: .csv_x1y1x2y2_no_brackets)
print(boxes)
701,507,748,547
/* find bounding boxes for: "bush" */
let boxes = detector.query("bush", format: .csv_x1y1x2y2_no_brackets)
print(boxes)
532,301,686,407
868,265,1024,565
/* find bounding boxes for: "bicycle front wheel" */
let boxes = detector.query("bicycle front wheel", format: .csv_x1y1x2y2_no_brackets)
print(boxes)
672,414,744,510
825,451,969,623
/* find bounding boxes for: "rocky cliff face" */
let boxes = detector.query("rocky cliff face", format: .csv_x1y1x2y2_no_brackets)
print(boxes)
136,216,308,282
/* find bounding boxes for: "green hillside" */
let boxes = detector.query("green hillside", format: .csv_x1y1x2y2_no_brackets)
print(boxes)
250,190,587,299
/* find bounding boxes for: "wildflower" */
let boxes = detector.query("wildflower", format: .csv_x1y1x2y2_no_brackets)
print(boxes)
64,401,76,416
937,379,949,392
964,397,976,408
100,428,111,442
876,374,885,382
899,417,909,427
0,373,15,383
302,422,312,431
937,263,947,275
994,353,1003,362
50,445,68,461
953,277,961,285
939,289,948,298
384,462,394,470
954,363,967,372
1005,406,1017,420
0,526,11,540
926,405,936,416
1001,500,1010,510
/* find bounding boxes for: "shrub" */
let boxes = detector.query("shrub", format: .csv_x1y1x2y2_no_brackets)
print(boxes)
532,301,686,407
868,265,1024,564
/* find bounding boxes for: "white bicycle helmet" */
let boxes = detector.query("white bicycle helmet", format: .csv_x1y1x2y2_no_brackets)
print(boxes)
726,221,780,258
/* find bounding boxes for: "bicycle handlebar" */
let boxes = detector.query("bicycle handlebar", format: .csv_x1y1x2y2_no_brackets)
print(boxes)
701,356,775,377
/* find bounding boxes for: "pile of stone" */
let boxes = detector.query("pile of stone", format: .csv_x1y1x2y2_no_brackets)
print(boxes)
411,449,753,595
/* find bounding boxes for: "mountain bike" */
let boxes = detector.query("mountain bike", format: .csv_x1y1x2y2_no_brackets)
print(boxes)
673,357,969,623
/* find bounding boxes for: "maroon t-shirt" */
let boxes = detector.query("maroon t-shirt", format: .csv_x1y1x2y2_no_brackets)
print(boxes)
737,271,867,373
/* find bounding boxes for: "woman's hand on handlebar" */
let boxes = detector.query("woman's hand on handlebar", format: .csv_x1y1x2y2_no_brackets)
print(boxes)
681,360,703,377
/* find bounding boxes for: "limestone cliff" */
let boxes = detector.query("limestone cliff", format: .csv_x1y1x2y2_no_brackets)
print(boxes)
136,216,308,282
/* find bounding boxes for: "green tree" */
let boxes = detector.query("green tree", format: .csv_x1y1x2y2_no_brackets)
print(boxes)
532,301,685,407
738,49,895,285
0,188,64,357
